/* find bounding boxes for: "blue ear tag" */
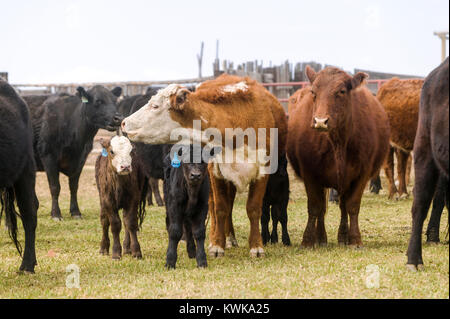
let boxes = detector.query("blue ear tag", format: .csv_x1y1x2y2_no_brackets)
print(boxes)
101,148,108,157
171,153,181,168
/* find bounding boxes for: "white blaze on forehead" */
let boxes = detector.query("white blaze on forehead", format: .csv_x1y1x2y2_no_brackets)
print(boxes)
121,84,184,144
221,81,248,93
110,136,133,174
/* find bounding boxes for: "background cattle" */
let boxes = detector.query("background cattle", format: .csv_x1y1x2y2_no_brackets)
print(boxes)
376,78,423,199
407,57,449,271
96,135,147,260
28,86,122,220
163,145,209,269
287,66,390,248
0,80,38,272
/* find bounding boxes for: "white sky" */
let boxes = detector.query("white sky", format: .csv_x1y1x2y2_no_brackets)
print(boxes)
1,0,448,84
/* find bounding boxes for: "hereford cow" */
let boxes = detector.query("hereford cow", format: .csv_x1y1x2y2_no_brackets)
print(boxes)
96,135,147,259
30,86,122,220
407,57,449,271
0,80,38,272
376,78,423,199
287,66,390,248
122,74,287,257
163,145,209,269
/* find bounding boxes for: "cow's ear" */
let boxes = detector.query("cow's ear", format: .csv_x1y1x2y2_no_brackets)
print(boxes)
99,138,110,149
111,86,122,97
350,72,368,90
305,66,317,83
77,86,91,103
171,88,190,111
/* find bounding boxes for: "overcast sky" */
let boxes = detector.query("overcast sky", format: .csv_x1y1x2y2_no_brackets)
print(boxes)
1,0,448,84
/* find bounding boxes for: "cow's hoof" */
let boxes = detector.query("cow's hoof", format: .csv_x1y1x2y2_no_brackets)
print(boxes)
226,235,238,249
99,248,109,255
399,193,409,200
111,255,121,260
348,244,364,250
71,214,82,220
132,253,143,259
406,264,418,272
318,242,328,247
51,216,63,221
250,247,265,257
209,246,225,257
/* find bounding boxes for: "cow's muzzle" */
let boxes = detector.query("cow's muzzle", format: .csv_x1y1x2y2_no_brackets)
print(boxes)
313,117,329,131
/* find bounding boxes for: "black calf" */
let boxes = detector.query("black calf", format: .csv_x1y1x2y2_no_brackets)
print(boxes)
261,154,291,246
163,145,209,269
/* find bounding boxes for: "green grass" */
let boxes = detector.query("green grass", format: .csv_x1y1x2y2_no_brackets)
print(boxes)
0,166,448,298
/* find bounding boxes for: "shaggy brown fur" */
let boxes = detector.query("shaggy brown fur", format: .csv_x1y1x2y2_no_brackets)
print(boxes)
377,78,423,199
95,138,147,260
287,66,390,248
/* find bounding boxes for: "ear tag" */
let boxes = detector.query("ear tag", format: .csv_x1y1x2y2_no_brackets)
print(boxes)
171,153,181,168
101,148,108,157
81,96,89,103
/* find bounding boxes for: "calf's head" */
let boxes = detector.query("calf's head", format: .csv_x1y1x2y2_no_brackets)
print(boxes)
121,84,191,144
100,136,133,175
77,85,123,131
306,66,368,133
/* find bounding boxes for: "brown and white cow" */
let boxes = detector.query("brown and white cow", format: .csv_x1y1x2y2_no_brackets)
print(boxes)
376,78,423,199
122,74,286,257
287,66,390,248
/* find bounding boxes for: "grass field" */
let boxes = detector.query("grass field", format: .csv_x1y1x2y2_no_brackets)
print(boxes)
0,165,448,299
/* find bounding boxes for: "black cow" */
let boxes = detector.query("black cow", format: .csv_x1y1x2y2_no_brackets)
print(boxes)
406,57,449,271
261,154,291,246
163,145,209,269
426,174,448,243
0,80,38,272
29,85,122,220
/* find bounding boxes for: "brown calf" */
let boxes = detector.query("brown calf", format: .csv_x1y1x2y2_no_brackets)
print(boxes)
287,66,390,247
376,78,423,199
95,136,147,259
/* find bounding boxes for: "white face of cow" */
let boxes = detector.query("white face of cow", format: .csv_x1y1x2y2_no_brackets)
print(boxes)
110,136,133,175
121,84,184,144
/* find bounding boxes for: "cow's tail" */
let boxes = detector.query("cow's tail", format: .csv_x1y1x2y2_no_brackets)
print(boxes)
0,188,23,256
137,180,148,231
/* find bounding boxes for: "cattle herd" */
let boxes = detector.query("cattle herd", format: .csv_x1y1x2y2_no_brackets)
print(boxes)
0,58,448,275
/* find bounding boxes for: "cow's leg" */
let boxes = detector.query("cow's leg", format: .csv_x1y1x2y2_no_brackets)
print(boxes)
166,212,183,269
247,176,268,257
406,154,413,186
261,201,271,246
225,184,238,248
208,190,216,249
338,194,349,245
316,204,328,247
150,178,164,206
384,147,398,200
108,209,122,260
426,175,447,243
396,149,410,199
279,200,291,246
369,174,382,194
344,182,367,248
302,181,326,248
69,172,82,218
184,220,196,259
122,227,131,255
208,176,230,257
270,204,279,244
42,157,62,220
15,163,38,273
123,208,142,259
99,207,110,255
146,180,153,206
191,209,208,268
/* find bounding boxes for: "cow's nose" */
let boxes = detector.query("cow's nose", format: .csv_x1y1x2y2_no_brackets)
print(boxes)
120,164,131,172
113,113,124,124
313,117,329,130
190,172,201,180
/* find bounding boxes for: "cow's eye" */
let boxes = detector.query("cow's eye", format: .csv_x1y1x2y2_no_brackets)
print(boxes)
311,90,316,100
152,104,159,109
338,89,346,95
110,150,114,155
